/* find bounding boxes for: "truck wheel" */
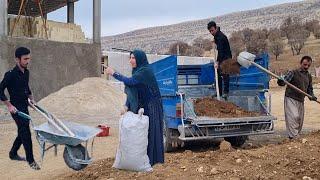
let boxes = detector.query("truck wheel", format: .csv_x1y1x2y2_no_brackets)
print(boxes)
224,136,247,147
164,127,175,152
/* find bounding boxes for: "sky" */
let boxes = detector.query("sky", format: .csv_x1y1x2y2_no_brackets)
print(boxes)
48,0,303,38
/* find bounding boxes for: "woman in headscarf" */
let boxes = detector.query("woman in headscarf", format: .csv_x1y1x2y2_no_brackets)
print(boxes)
105,49,164,166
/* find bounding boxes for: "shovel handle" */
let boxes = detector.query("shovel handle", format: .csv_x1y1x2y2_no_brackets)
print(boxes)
250,61,320,104
213,46,221,100
214,65,221,100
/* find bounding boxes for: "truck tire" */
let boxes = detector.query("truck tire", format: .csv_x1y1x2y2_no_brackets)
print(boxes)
224,136,247,147
164,127,175,152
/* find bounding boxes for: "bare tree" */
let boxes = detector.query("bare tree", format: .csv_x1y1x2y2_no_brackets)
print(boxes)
314,28,320,39
281,17,309,55
246,33,267,54
244,29,267,55
280,17,294,39
241,28,255,42
185,46,204,57
168,41,190,55
268,29,284,60
257,28,270,40
269,40,284,60
305,19,320,39
268,29,282,41
192,37,213,51
288,28,309,55
305,19,320,34
229,28,267,55
229,31,245,57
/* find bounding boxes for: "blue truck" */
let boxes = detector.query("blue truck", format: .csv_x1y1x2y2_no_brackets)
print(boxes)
150,54,276,152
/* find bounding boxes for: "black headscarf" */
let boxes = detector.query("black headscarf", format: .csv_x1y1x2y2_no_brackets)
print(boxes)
131,50,158,88
125,49,159,113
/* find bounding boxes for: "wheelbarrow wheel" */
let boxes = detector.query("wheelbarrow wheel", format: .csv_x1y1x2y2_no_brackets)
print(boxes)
63,144,89,171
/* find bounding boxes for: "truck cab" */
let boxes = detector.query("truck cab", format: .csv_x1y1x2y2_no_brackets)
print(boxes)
150,54,276,152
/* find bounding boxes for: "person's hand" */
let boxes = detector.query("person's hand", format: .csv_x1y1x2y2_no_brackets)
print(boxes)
214,63,219,69
105,66,115,75
279,76,285,81
120,106,128,115
277,76,285,86
7,104,17,114
29,99,36,105
309,95,317,101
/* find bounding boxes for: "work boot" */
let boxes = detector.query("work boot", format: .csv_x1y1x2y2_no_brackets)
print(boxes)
9,153,26,161
29,161,41,170
222,93,229,100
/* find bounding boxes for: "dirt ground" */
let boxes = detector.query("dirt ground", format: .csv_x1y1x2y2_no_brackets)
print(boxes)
194,97,260,118
0,87,319,180
58,131,320,180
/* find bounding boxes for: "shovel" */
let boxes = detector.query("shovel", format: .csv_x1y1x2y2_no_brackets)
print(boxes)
237,52,320,104
212,47,221,100
28,99,76,136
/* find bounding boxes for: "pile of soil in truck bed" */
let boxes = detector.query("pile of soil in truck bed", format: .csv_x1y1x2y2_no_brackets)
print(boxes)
193,97,260,118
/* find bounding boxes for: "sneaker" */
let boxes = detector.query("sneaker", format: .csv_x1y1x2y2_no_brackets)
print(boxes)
9,154,26,161
29,161,41,170
212,92,217,97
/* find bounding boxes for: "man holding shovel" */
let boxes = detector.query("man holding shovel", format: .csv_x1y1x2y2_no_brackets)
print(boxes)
0,47,40,170
277,56,317,139
207,21,233,98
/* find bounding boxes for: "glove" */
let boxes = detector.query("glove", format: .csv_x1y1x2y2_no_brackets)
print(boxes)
277,77,286,86
309,96,317,101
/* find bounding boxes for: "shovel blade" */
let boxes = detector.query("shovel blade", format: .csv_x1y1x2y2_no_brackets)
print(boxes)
237,51,256,69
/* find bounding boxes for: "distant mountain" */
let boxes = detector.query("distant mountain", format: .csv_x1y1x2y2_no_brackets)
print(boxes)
102,0,320,54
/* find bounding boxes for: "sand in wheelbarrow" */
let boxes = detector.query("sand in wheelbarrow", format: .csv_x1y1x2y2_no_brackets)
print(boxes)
37,77,126,119
194,97,260,118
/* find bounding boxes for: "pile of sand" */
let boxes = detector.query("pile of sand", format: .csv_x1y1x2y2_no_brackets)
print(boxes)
37,77,126,119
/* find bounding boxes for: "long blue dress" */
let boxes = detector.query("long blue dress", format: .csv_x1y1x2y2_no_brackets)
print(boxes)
112,50,164,166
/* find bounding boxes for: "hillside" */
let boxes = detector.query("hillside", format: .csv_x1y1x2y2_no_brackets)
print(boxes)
102,0,320,54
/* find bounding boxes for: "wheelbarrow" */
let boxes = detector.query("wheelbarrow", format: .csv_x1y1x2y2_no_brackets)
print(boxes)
17,103,101,171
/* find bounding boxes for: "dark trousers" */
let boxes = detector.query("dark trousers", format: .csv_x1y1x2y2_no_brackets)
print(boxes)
10,105,34,164
217,68,230,95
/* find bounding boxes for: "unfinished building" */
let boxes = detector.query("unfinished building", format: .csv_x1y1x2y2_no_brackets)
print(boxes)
0,0,101,100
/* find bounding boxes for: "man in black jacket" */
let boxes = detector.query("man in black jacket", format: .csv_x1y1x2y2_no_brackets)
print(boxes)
0,47,40,170
208,21,232,98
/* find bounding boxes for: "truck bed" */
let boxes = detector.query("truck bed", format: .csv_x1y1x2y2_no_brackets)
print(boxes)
176,86,276,141
190,115,275,125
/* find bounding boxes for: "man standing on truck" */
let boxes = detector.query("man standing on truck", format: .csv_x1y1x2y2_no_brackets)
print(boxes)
277,56,317,139
207,21,232,98
0,47,40,170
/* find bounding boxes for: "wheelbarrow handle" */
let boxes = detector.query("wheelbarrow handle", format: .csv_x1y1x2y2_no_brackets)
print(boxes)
16,111,31,120
28,99,75,137
28,99,66,133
